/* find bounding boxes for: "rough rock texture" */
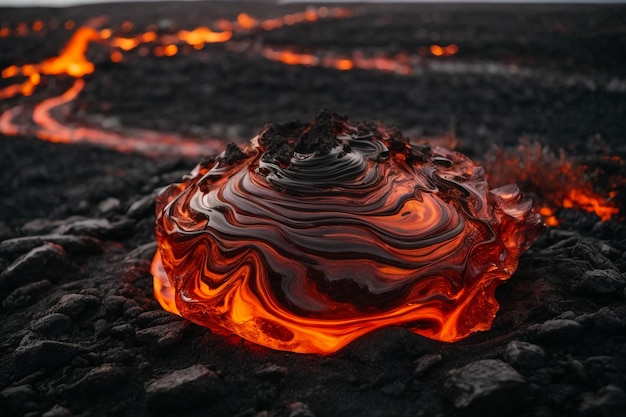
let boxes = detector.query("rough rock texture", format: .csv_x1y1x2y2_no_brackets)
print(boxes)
1,2,625,417
443,359,527,411
504,341,546,370
145,364,224,412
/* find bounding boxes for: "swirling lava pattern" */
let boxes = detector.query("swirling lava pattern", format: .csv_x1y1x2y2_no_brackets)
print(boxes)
152,111,544,354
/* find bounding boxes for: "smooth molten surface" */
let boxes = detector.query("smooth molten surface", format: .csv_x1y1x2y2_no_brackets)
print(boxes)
152,112,544,354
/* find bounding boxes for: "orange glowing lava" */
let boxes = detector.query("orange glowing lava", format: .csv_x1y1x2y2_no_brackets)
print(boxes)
260,47,413,75
429,44,459,57
484,141,622,224
0,26,100,99
0,7,358,155
152,111,544,354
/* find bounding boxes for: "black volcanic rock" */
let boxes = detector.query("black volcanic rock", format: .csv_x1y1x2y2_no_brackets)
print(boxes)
0,243,68,291
0,234,101,259
2,279,51,311
136,321,189,348
13,336,86,377
53,218,135,239
340,327,439,362
572,269,626,296
126,193,158,219
0,384,40,414
50,293,100,319
414,353,443,377
579,385,626,417
536,319,584,343
443,359,527,411
60,363,129,397
30,313,71,336
575,307,625,333
504,341,546,370
145,364,224,412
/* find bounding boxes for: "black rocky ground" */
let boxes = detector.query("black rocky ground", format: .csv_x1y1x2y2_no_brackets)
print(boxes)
1,2,626,417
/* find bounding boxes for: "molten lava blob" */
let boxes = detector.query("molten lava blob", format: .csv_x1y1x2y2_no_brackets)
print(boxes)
152,111,544,354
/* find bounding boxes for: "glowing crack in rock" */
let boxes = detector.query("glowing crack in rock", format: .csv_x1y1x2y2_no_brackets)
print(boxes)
151,111,545,354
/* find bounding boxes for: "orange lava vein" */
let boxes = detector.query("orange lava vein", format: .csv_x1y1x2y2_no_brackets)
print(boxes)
0,26,101,99
260,47,413,75
0,79,225,157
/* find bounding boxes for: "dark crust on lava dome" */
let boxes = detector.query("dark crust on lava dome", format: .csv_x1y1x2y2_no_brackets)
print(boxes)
258,109,343,166
257,108,433,167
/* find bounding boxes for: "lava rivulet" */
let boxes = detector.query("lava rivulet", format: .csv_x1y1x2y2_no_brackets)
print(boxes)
0,7,463,157
0,7,358,155
152,111,544,354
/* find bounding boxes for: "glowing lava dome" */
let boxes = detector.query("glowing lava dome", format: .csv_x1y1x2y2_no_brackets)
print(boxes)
151,111,544,354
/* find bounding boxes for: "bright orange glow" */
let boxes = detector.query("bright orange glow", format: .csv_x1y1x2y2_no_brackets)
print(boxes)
0,26,100,98
111,31,157,52
430,45,443,56
152,112,544,353
32,79,87,143
111,36,139,51
305,9,319,22
41,27,100,77
563,189,619,221
21,64,35,76
237,13,257,30
29,72,40,85
163,44,178,56
177,27,232,47
0,27,10,38
334,58,354,70
2,65,19,78
261,47,412,75
141,31,157,42
152,252,180,315
110,50,123,62
545,216,560,227
264,49,319,66
430,44,459,57
0,7,386,101
538,207,553,217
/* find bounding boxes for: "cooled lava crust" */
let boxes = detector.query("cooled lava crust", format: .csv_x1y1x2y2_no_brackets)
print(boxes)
152,110,544,354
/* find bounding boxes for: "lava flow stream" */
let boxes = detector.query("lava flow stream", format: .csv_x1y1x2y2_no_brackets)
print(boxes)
0,7,621,220
0,7,361,156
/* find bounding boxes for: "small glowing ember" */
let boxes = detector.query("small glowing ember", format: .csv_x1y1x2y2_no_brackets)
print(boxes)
152,111,544,354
